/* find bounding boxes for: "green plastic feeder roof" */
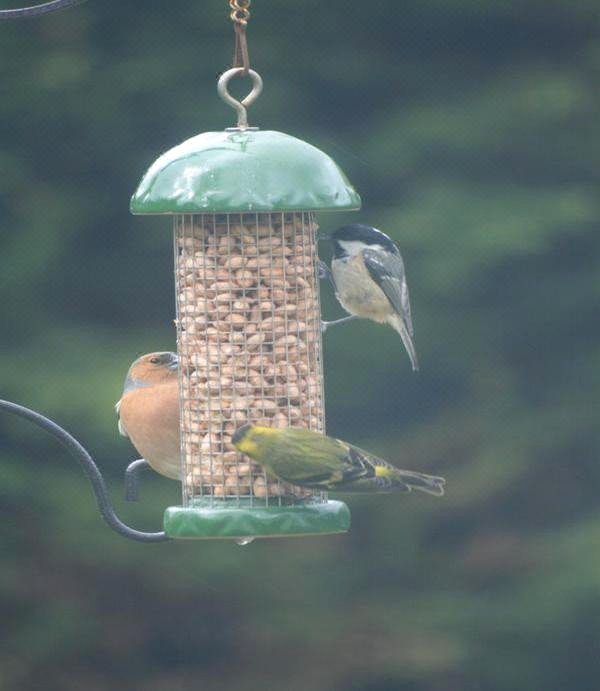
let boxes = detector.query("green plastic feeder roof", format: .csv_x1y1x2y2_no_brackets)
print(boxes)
130,129,361,214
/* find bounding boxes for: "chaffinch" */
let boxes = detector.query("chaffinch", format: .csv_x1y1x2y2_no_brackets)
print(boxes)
115,351,180,480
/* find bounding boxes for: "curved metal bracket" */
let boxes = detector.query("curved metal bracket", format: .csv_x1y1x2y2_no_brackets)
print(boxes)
124,458,151,502
0,399,171,543
0,0,86,20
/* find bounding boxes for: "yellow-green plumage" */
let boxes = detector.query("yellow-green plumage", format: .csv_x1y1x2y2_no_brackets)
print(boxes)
231,425,445,496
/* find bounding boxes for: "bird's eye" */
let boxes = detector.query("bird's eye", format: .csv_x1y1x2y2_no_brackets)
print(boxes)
150,357,161,365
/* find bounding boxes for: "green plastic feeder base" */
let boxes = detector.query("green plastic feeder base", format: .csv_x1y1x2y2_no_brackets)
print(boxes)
164,499,350,540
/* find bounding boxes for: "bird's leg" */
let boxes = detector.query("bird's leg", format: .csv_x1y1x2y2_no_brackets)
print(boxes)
317,260,338,293
317,259,356,332
317,259,331,281
124,458,152,501
374,475,395,490
321,315,357,334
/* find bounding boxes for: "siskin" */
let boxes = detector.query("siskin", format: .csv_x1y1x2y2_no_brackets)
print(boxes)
232,424,444,496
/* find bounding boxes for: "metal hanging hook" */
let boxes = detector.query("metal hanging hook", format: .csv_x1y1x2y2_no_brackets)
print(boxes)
218,67,263,130
0,399,171,543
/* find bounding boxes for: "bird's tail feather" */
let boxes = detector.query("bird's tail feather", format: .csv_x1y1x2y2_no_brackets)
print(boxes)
394,469,445,496
373,464,445,496
390,315,419,371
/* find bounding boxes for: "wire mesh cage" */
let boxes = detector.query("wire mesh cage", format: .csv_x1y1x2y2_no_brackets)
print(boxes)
175,211,325,506
131,127,360,539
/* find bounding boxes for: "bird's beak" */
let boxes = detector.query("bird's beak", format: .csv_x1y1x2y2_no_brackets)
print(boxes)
167,355,178,371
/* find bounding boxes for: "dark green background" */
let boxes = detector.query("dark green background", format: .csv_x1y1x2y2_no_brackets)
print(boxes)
1,1,600,689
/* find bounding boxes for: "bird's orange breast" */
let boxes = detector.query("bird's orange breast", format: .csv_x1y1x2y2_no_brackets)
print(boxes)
119,381,181,480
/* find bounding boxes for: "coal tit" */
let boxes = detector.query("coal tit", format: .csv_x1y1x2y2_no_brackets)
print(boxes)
326,223,419,371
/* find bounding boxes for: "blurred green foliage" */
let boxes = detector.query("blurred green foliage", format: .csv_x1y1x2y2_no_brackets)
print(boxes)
1,1,600,689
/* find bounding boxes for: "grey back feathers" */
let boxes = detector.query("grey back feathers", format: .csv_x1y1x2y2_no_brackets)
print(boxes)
362,248,414,337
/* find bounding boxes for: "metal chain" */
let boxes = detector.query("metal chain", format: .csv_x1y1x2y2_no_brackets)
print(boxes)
229,0,250,26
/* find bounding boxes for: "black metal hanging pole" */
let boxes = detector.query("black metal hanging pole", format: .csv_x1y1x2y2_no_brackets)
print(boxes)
0,0,86,19
0,400,171,543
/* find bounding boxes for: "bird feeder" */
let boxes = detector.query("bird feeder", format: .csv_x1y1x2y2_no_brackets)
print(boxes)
130,68,361,541
0,3,366,545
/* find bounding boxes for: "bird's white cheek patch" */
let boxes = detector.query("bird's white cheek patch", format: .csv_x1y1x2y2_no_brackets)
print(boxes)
337,240,367,257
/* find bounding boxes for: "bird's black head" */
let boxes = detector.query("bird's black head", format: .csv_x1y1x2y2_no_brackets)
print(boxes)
331,224,399,259
232,424,253,447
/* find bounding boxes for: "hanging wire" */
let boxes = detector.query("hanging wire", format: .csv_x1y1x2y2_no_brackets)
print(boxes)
0,0,86,19
229,0,251,74
218,0,260,128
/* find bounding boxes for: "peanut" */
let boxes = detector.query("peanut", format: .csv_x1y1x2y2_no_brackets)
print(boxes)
175,212,324,502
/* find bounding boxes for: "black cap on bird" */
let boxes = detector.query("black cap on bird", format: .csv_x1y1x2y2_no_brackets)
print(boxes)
231,423,252,447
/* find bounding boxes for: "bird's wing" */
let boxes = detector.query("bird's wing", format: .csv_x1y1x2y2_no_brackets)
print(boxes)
267,429,351,487
335,439,380,483
114,398,129,438
337,440,445,494
285,434,388,485
362,248,414,336
336,439,395,477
